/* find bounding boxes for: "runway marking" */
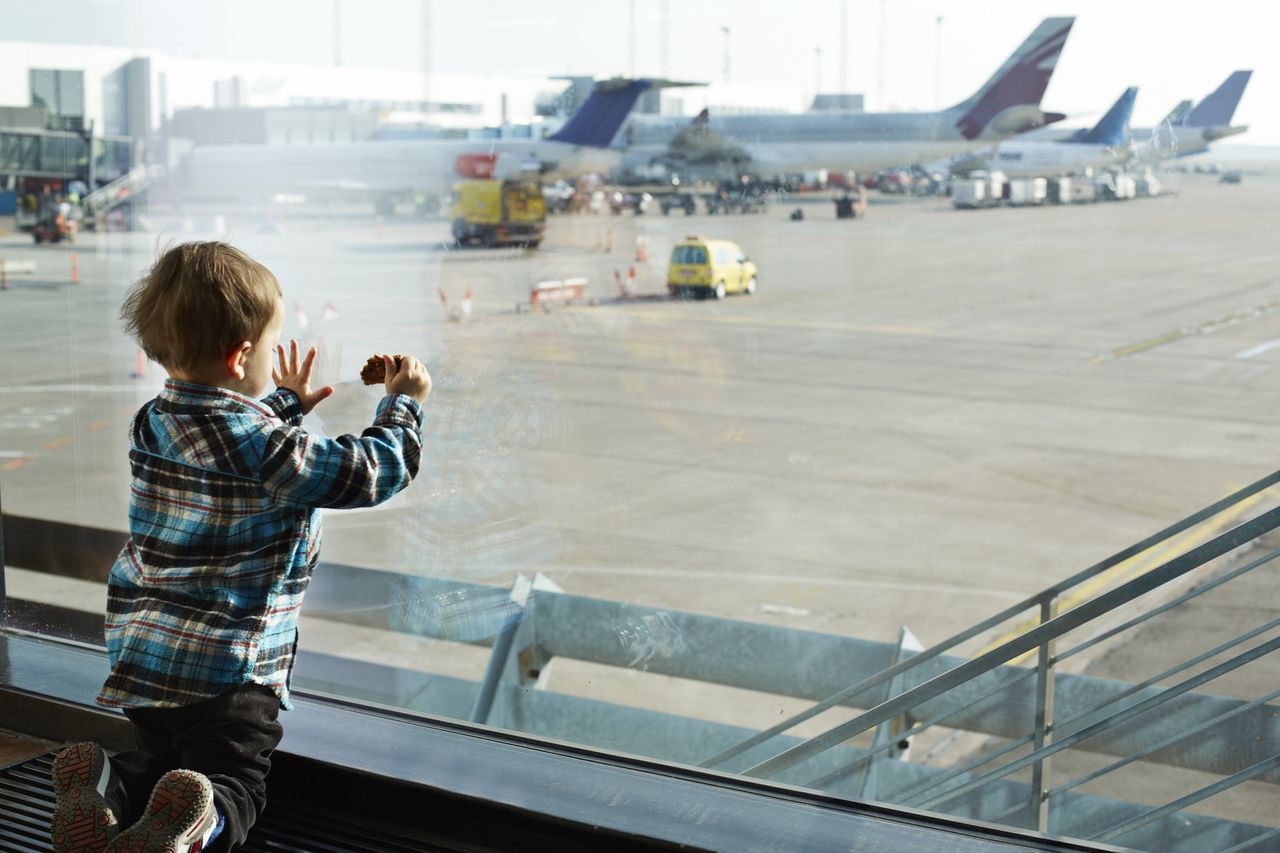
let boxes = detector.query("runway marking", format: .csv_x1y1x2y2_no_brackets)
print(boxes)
572,306,936,338
975,488,1268,665
0,451,26,458
0,458,29,472
551,566,1026,601
0,385,147,394
1237,339,1280,359
44,436,73,450
89,419,109,431
1091,299,1280,364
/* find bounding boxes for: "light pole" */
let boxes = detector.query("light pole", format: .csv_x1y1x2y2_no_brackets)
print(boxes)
935,16,944,108
721,26,731,83
814,46,822,99
840,0,848,95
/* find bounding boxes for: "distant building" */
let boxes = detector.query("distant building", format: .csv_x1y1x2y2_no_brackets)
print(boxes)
169,105,379,146
29,68,85,130
0,105,48,130
214,76,247,109
809,93,864,111
103,58,151,139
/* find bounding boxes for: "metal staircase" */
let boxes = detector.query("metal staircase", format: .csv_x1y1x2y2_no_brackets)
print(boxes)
695,471,1280,851
4,471,1279,850
80,165,161,224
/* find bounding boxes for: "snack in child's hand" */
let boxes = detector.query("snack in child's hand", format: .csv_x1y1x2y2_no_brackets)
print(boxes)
360,354,402,386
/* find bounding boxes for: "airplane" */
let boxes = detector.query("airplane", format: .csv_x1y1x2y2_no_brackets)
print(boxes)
1028,71,1252,160
171,78,687,207
618,17,1075,181
952,87,1137,179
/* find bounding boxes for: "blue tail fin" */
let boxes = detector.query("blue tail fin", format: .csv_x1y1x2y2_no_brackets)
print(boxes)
549,79,654,148
1183,71,1252,128
1075,87,1137,146
1160,100,1193,126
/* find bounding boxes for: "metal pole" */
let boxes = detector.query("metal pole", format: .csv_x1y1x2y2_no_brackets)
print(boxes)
814,47,822,99
333,0,341,66
469,611,523,724
877,0,886,108
934,16,944,108
629,0,636,78
661,0,670,78
721,26,731,84
1029,594,1057,832
840,0,848,95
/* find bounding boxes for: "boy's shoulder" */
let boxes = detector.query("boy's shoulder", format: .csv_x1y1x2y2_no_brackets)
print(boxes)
132,389,300,478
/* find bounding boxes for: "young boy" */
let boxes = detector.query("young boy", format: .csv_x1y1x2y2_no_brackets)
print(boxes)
49,241,431,853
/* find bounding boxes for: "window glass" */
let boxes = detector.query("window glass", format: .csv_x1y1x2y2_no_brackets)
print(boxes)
2,3,1277,849
671,245,707,264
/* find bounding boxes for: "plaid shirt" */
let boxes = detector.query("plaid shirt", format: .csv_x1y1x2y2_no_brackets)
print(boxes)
98,379,423,710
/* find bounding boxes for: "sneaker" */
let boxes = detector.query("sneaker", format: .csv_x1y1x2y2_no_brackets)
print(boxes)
50,742,126,853
106,770,220,853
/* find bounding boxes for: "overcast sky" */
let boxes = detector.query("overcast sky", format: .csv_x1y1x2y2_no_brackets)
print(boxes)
7,0,1277,141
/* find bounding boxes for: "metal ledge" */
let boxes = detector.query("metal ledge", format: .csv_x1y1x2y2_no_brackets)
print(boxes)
0,631,1113,852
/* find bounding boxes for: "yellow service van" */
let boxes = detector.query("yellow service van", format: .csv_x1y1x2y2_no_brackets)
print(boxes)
667,236,758,300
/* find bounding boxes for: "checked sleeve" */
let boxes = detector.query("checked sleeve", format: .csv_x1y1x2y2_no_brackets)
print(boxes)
259,394,423,510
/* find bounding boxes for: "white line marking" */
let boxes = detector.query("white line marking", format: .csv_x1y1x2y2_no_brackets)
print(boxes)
551,566,1026,600
1237,339,1280,359
0,451,26,458
0,385,149,394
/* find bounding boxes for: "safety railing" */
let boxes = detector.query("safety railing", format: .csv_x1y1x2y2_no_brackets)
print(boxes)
5,471,1279,851
705,471,1280,851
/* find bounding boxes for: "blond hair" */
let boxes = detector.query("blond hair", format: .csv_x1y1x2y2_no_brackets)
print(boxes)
121,242,281,372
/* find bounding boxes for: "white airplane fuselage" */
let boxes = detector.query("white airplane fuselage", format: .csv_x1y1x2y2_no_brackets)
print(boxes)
178,138,621,202
975,140,1125,178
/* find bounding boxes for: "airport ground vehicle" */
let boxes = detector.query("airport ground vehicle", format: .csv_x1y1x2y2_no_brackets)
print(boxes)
667,236,758,300
834,187,869,219
451,179,546,248
31,196,76,244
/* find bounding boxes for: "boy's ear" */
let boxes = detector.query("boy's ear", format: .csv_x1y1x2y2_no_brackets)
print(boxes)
224,341,252,380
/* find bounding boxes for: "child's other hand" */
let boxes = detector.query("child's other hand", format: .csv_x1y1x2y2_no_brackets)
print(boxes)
385,354,431,404
273,340,334,415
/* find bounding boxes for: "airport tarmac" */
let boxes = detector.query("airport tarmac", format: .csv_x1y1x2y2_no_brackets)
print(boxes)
2,173,1279,824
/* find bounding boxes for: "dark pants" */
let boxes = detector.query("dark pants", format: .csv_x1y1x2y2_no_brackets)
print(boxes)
109,683,284,852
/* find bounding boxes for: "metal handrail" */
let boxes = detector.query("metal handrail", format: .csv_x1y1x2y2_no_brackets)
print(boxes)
810,550,1280,806
899,734,1036,808
703,470,1280,770
1053,546,1280,666
805,666,1037,791
1091,753,1280,843
1218,826,1280,853
1052,615,1280,739
1048,686,1280,799
741,505,1280,779
916,634,1280,811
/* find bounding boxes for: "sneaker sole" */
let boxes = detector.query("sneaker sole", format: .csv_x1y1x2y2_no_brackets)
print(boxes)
107,770,216,853
51,742,119,853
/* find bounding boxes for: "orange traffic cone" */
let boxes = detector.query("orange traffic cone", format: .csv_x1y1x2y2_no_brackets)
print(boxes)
70,253,80,284
461,286,473,320
132,350,147,379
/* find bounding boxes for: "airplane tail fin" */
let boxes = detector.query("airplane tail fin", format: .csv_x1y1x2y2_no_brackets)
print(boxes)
948,17,1075,140
1160,100,1194,126
1075,87,1137,146
1183,70,1252,128
548,79,653,148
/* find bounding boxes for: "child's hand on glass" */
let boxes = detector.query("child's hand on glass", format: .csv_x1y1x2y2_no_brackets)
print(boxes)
273,340,334,414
